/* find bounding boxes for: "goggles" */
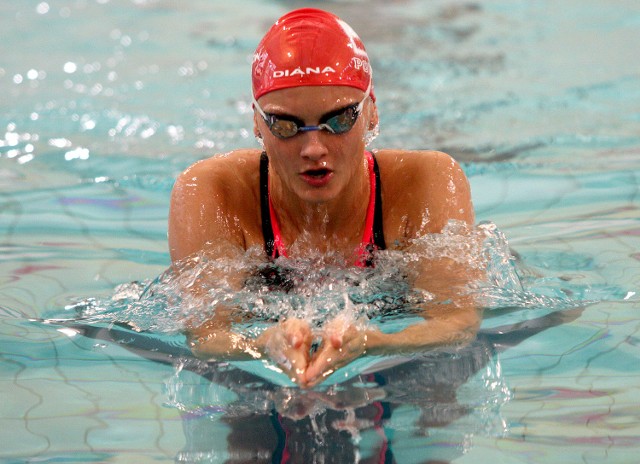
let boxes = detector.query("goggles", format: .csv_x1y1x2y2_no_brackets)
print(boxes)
253,83,371,139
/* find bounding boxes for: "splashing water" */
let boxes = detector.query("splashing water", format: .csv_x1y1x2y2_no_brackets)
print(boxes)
55,221,588,340
37,220,600,439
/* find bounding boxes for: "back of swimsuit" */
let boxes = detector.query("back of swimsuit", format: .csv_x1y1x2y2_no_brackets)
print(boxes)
259,151,386,267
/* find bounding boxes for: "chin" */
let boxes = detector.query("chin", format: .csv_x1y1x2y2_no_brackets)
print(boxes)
297,186,339,205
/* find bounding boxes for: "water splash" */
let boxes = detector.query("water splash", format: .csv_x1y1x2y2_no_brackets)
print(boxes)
56,220,597,337
39,219,612,450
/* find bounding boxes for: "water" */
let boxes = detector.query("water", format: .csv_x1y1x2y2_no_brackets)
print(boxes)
2,0,639,462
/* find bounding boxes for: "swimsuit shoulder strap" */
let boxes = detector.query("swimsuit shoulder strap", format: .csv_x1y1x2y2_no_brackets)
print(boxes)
260,152,286,259
356,152,386,267
372,152,386,251
259,152,277,259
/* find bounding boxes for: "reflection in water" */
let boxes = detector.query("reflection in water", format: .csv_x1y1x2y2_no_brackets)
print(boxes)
171,339,506,463
71,307,582,463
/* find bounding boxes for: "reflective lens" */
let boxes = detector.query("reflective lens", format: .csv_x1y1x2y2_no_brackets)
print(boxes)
269,117,307,138
324,105,359,133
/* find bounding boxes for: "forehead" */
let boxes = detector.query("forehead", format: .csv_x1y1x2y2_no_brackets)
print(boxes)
257,85,365,114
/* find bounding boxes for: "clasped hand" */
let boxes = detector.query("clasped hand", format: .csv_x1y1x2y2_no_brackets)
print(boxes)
257,316,368,388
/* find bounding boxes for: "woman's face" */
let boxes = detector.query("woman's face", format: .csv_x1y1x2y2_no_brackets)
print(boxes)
254,85,377,206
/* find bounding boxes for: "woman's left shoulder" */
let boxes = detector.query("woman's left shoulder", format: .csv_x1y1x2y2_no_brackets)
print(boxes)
373,149,465,179
374,149,474,234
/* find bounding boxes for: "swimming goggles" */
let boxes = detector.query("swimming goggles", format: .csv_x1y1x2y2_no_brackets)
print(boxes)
253,83,371,139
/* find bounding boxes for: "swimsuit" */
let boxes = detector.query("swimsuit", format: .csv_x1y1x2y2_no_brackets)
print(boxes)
259,151,386,267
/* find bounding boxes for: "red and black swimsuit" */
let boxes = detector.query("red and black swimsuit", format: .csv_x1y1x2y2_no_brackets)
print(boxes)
259,151,386,267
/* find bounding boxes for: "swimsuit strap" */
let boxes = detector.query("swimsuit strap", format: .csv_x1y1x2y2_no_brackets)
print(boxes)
372,153,386,251
259,152,278,259
355,151,386,267
260,151,385,265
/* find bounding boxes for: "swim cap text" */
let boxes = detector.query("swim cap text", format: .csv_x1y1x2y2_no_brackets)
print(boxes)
350,57,371,74
273,66,337,78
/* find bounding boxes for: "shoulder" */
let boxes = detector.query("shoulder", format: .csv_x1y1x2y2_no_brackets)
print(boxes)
174,149,262,194
169,149,263,262
374,149,464,179
374,149,470,200
374,149,474,238
170,149,264,213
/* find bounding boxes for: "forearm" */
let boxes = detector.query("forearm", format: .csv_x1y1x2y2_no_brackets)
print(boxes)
365,307,482,356
185,310,264,361
187,327,264,361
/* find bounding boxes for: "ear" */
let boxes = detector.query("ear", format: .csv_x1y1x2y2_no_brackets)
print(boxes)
253,111,261,138
367,100,379,130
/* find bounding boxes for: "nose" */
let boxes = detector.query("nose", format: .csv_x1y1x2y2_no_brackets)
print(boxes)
299,129,329,161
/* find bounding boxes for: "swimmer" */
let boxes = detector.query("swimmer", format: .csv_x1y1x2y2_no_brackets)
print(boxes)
169,8,481,388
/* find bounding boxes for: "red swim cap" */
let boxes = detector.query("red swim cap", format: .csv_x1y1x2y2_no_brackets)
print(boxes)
252,8,374,101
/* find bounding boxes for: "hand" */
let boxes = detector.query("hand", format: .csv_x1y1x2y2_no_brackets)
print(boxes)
304,316,369,388
256,318,313,385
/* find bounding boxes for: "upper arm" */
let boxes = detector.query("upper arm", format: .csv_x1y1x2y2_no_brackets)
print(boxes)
404,150,474,236
431,151,474,229
403,152,482,297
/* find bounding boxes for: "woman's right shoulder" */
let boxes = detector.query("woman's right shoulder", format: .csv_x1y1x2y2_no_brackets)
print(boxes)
174,149,262,191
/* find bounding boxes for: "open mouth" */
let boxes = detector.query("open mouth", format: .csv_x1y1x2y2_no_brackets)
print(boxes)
303,168,331,178
300,168,333,187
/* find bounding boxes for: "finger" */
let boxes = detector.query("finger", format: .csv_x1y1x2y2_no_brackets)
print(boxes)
273,346,309,387
259,322,312,387
305,345,337,386
324,317,352,349
288,350,309,380
283,319,312,349
330,332,343,349
327,323,355,349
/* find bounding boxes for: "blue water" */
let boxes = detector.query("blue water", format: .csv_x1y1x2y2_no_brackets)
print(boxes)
2,0,639,462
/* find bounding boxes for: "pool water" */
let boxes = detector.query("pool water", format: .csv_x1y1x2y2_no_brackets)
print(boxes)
2,0,639,462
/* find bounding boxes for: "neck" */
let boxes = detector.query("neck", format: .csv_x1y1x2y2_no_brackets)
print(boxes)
270,156,371,254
